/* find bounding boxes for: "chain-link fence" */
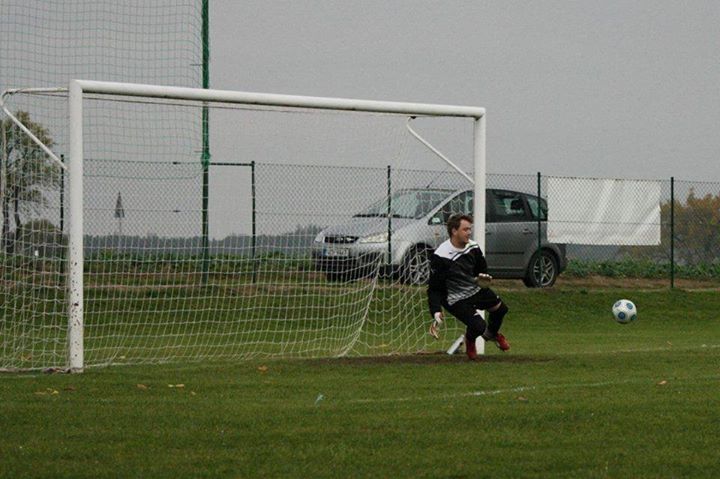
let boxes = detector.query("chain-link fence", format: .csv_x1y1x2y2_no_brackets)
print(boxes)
66,162,720,290
538,176,719,289
4,156,716,301
226,165,718,290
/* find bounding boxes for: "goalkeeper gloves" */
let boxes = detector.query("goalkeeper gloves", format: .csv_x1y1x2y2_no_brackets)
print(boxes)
475,273,493,288
429,312,443,339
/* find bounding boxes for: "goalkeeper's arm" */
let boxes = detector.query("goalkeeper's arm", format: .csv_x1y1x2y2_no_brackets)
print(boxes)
427,254,447,339
472,246,493,288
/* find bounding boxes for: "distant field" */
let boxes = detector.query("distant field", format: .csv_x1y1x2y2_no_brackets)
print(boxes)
1,286,719,478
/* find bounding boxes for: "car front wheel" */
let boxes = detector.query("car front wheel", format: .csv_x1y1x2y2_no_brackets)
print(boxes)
524,250,558,288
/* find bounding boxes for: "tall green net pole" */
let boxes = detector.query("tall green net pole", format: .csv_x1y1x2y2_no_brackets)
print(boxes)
201,0,211,285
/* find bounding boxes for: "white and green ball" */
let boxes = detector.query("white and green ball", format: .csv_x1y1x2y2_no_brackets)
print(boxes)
612,299,637,324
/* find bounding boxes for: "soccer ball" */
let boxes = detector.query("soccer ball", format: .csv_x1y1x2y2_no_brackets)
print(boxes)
612,299,637,324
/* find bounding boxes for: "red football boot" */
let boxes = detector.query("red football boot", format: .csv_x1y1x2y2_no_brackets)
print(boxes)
465,335,478,360
494,333,510,351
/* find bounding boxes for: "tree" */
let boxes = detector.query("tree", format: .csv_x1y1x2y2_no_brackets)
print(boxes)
673,189,720,265
621,189,720,266
0,111,59,252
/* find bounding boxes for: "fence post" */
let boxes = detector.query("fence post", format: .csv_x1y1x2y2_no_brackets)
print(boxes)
670,176,674,289
387,165,392,268
251,161,257,284
537,172,542,260
60,154,65,235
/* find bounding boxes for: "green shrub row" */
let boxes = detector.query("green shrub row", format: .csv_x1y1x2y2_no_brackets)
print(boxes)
565,258,720,279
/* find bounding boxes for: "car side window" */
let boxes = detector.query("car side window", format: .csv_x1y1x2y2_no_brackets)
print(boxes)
491,191,529,222
439,191,472,223
432,190,500,223
526,195,548,220
462,191,496,221
431,190,500,224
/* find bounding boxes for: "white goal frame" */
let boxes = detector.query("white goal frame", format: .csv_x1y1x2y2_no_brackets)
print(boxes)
5,79,486,372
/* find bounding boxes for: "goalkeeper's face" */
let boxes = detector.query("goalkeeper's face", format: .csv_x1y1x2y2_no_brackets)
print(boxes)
451,219,473,247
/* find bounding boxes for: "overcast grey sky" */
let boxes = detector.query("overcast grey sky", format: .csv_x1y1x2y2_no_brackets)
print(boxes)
211,0,719,181
1,1,717,238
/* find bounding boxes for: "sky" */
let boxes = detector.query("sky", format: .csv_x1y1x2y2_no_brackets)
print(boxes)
210,0,720,182
1,1,718,238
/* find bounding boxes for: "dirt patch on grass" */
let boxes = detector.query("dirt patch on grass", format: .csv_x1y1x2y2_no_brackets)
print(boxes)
304,352,554,367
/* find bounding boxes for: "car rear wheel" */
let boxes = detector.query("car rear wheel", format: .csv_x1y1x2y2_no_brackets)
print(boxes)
524,250,558,288
400,247,431,285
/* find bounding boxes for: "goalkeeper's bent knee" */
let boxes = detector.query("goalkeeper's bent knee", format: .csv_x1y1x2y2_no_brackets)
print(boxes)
489,302,508,322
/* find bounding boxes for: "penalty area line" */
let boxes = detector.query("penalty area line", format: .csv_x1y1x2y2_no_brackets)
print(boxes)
347,374,720,405
348,385,537,405
594,343,720,355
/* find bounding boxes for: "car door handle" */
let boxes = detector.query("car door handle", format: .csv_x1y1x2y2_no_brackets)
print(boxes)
522,229,534,235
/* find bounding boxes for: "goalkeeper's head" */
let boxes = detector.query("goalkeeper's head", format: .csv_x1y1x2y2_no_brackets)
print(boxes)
447,214,473,247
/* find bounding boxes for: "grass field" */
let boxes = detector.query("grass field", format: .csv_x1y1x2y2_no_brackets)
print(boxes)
2,285,719,478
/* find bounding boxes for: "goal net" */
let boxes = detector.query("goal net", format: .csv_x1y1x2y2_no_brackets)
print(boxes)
0,81,484,371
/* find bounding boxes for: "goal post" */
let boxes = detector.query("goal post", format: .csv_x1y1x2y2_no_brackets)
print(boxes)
4,80,486,371
69,80,486,118
68,81,85,371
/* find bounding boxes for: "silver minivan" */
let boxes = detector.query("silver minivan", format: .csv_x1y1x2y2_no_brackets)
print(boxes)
311,188,567,287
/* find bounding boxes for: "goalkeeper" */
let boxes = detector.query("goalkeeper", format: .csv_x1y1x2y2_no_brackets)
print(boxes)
427,214,510,360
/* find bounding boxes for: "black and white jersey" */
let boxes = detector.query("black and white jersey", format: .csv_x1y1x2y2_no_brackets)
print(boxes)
427,239,489,317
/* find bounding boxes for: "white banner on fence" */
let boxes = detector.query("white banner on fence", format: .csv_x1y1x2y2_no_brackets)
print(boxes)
547,177,661,245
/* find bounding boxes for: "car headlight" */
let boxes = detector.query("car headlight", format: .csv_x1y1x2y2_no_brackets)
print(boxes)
313,232,325,243
359,232,389,243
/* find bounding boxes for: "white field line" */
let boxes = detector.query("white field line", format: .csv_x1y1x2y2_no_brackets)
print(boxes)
577,343,720,355
348,374,720,405
349,385,538,404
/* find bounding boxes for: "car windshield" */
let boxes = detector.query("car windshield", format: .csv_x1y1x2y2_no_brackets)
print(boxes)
354,190,451,219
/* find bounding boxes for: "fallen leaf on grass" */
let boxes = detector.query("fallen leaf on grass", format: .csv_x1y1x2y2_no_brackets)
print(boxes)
257,366,268,373
657,380,668,386
167,384,185,388
517,396,529,402
35,388,59,396
136,384,148,390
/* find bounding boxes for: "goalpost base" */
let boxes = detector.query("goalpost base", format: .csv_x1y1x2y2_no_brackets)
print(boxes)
446,309,487,356
447,334,485,356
